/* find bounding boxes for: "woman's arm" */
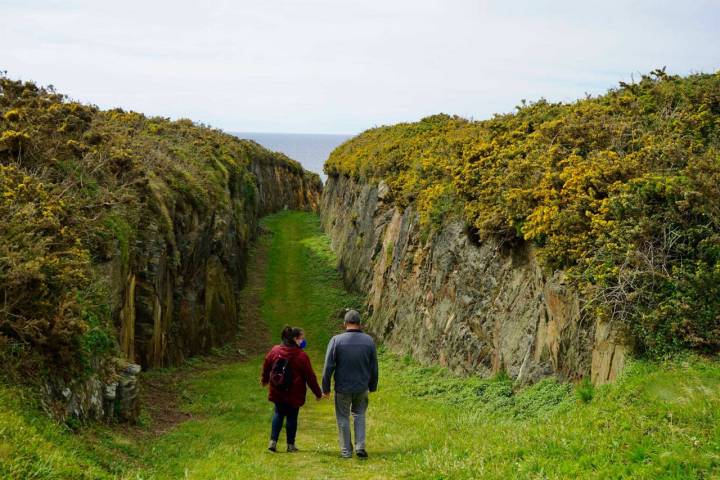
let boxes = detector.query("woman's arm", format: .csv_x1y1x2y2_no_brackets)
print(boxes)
301,353,323,398
260,350,273,386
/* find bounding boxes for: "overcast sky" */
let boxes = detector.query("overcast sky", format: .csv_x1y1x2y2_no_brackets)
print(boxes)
2,0,718,134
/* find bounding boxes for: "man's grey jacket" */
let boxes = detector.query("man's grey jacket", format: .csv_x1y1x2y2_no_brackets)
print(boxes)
322,329,379,394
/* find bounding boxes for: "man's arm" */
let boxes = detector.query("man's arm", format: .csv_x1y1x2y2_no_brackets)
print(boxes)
368,343,379,393
321,337,336,394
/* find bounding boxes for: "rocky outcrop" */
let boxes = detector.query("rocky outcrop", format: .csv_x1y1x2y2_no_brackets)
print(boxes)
114,162,321,371
0,75,324,425
321,175,626,384
251,158,322,215
54,155,321,424
42,360,141,423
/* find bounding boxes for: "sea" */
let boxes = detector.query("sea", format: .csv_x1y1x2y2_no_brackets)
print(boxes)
232,132,353,182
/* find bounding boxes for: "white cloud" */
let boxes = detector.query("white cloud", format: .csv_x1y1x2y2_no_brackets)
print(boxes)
1,0,718,133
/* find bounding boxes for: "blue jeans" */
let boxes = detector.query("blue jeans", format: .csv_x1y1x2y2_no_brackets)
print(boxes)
270,402,299,444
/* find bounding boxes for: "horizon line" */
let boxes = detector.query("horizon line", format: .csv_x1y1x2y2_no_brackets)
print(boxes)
229,130,357,137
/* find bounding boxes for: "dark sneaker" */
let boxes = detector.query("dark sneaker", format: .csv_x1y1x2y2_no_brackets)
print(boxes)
268,440,277,452
287,444,299,453
356,449,368,459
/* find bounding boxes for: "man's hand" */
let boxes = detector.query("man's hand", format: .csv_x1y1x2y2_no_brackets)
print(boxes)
322,392,331,400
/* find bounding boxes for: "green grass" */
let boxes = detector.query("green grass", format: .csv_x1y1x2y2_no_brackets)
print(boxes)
2,211,720,479
130,211,720,479
0,384,136,479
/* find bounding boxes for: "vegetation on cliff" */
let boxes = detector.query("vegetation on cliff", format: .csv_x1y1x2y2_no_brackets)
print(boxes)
0,75,315,378
325,70,720,357
4,212,719,479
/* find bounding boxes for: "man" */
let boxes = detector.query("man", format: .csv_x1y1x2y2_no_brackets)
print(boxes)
321,309,379,459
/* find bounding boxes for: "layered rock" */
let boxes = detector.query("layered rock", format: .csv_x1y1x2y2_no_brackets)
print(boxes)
0,76,324,424
115,162,321,370
251,158,322,215
42,360,141,423
321,175,626,384
56,155,320,423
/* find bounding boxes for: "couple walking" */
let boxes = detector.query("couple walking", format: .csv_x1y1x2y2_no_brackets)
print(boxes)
260,309,378,459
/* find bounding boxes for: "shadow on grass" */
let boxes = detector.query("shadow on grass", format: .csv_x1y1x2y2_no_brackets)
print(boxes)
311,446,411,460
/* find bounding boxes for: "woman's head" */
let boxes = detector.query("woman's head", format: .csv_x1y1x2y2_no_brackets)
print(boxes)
281,325,304,346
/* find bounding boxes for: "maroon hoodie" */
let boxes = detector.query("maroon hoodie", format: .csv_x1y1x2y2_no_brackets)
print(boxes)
261,344,322,407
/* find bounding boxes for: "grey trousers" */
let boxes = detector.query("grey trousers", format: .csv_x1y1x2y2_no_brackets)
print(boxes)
334,390,369,455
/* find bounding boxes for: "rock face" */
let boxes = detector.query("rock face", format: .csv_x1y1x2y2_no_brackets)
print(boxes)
42,360,141,423
51,157,321,424
115,161,321,370
251,159,322,215
320,175,626,384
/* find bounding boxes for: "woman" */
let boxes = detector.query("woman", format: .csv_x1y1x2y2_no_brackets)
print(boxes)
261,325,322,452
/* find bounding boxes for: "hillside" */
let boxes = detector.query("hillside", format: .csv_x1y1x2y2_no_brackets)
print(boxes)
323,71,720,366
0,75,321,422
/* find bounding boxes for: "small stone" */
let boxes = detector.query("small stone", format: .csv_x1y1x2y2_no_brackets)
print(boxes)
103,383,117,400
119,376,135,388
124,363,142,375
377,181,391,202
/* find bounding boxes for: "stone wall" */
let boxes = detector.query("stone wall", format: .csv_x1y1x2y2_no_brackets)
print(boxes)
320,174,626,384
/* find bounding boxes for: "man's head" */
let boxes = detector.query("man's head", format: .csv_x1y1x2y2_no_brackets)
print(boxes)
343,309,362,329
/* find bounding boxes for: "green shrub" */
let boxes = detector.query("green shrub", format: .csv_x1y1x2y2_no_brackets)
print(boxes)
575,377,595,403
326,70,720,357
0,74,308,377
0,129,30,153
3,108,20,122
103,214,133,265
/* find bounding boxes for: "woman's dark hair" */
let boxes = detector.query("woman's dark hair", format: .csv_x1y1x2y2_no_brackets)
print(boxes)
281,325,303,346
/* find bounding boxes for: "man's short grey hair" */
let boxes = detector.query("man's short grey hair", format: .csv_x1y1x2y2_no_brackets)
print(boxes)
343,309,362,325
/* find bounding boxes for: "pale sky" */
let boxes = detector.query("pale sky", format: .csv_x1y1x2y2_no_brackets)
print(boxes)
2,0,718,134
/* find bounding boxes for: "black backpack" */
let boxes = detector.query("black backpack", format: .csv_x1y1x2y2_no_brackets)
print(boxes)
269,357,293,390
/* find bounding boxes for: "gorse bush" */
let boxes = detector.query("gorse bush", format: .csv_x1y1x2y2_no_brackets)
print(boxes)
0,75,312,376
326,70,720,357
0,164,90,367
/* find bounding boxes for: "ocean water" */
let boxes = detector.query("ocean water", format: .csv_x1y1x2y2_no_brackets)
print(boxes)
232,132,353,182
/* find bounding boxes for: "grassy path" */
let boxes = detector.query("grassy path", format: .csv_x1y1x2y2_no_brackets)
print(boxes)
133,211,382,479
127,211,720,480
3,213,719,479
